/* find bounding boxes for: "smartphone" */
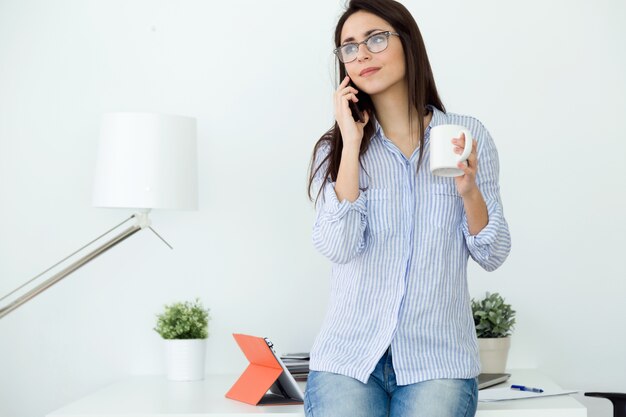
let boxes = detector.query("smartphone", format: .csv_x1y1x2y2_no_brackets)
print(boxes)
349,100,365,123
348,80,365,123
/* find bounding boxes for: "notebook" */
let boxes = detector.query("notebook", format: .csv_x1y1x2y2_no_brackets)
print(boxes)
478,373,511,390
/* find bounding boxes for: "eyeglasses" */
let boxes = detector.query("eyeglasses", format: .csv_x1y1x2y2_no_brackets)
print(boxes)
334,31,400,63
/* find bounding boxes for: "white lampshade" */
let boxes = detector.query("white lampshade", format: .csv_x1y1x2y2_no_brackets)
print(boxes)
93,112,198,210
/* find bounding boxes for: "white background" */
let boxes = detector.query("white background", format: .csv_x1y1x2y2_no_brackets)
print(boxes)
1,1,624,416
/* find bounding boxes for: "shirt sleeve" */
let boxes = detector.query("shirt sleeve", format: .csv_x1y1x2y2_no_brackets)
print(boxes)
461,121,511,272
311,143,368,264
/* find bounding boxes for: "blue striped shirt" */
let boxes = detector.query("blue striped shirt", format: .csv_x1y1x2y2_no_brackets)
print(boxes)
309,104,511,386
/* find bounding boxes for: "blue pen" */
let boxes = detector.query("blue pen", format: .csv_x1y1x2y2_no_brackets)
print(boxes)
511,384,544,393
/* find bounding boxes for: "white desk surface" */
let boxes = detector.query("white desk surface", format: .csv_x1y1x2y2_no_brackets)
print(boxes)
47,369,586,417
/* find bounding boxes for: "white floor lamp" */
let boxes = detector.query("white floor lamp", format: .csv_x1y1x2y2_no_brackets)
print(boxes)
0,112,198,319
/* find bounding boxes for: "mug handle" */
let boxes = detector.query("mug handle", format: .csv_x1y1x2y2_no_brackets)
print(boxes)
458,130,473,161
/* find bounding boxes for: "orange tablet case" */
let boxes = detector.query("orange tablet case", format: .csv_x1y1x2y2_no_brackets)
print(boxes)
225,333,304,406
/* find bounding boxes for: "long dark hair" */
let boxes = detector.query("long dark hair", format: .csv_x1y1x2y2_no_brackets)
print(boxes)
307,0,446,204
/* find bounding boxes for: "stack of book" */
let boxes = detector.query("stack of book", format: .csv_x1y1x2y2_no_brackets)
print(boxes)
280,352,310,381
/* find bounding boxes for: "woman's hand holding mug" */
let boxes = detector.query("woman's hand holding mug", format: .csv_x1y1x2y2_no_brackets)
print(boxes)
430,124,479,197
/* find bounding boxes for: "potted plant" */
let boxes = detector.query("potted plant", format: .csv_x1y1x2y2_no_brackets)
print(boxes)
471,292,516,373
154,298,211,381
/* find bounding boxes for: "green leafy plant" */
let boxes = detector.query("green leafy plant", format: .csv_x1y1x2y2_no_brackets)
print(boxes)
154,298,211,340
471,292,516,338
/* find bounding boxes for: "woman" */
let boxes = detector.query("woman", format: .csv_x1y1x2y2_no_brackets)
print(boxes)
305,0,511,416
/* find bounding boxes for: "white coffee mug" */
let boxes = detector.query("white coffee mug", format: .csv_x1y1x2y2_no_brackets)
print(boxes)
430,124,473,177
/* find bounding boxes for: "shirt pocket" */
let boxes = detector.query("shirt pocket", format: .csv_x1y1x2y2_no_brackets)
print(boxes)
429,182,464,233
366,188,395,235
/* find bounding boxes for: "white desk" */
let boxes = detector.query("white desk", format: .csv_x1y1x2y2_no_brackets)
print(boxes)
47,369,586,417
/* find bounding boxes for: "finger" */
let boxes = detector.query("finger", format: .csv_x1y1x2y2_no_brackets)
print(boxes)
335,87,358,102
341,86,359,95
342,93,358,102
454,132,465,141
338,94,358,117
335,91,358,109
334,92,353,119
452,133,465,148
355,109,370,125
466,155,477,170
339,75,350,89
466,159,477,175
457,161,473,176
467,140,478,164
468,151,478,166
453,135,466,153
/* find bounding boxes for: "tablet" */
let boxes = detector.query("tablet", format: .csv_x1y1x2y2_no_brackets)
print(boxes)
478,373,511,390
263,337,305,402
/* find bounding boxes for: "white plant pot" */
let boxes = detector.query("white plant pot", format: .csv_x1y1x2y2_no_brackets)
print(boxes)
478,337,511,373
164,339,207,381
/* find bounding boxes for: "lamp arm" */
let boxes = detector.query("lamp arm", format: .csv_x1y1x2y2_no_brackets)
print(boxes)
0,216,146,320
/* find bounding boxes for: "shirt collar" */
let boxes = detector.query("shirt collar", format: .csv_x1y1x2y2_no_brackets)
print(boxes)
373,104,446,141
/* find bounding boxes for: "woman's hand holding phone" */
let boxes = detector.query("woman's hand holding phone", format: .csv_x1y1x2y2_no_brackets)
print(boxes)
334,75,370,150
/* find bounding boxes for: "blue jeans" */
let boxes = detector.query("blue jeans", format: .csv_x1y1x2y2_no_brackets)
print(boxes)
304,347,478,417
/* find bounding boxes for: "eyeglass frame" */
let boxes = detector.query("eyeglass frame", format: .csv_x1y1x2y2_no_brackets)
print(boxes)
333,31,401,63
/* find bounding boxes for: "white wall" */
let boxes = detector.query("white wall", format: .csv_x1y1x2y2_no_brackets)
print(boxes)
0,1,624,416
